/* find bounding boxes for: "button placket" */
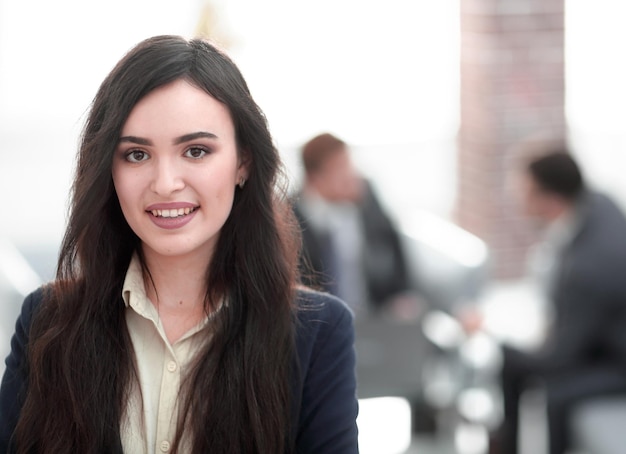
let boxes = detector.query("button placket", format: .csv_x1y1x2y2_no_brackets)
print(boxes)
155,350,180,453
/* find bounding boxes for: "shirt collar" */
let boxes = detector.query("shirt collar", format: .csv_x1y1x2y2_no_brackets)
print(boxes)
121,253,223,336
543,195,586,251
121,253,158,321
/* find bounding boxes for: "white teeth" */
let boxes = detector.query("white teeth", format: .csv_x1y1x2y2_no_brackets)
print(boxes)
151,207,195,218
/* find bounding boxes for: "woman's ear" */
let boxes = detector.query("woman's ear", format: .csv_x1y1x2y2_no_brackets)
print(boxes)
237,149,251,187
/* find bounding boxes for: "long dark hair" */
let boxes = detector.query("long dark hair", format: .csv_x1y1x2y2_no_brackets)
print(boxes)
15,35,300,453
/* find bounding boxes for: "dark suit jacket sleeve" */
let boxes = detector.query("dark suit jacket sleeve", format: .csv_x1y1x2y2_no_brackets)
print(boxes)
0,289,41,453
294,291,359,453
533,271,612,371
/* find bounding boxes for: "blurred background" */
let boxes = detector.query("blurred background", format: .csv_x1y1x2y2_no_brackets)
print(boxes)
1,1,626,453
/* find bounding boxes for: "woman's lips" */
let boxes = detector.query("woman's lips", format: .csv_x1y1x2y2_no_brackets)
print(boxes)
147,206,198,230
150,206,196,218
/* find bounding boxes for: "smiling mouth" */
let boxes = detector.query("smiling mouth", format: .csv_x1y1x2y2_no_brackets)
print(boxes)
149,207,198,218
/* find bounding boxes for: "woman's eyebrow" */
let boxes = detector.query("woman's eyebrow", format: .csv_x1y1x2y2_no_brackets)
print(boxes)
117,132,218,146
118,135,152,146
174,131,218,144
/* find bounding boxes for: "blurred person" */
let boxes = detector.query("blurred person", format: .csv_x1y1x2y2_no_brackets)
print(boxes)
292,132,418,317
488,145,626,454
0,36,358,453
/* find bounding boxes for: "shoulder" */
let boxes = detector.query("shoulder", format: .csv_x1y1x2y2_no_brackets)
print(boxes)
582,192,626,233
294,289,354,337
562,193,626,295
16,287,47,330
572,192,626,262
6,286,48,354
293,288,355,365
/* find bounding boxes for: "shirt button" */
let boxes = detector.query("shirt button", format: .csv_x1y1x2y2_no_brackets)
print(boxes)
160,440,171,452
167,361,177,372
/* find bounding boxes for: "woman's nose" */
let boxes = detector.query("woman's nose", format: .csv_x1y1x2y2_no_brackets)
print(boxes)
150,159,185,195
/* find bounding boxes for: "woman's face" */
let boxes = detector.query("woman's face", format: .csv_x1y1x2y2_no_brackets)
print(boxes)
112,79,247,264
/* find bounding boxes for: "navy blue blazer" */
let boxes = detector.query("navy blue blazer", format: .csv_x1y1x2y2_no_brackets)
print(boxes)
0,288,359,453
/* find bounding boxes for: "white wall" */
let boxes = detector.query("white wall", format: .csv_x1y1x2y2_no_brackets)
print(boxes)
566,0,626,210
1,0,625,248
0,0,460,247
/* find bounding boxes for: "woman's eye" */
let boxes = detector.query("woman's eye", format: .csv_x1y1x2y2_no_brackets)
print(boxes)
184,147,208,159
125,150,149,163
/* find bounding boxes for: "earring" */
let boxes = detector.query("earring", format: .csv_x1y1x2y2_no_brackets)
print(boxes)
238,177,246,189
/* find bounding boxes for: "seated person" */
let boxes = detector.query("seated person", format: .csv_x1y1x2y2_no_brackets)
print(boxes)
487,144,626,454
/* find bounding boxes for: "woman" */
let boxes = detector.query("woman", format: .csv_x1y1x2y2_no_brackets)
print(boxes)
0,35,359,453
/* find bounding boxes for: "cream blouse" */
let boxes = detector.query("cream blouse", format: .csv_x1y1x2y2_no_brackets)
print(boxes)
119,255,213,454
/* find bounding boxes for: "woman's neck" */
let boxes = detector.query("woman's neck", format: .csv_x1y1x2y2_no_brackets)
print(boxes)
141,249,211,342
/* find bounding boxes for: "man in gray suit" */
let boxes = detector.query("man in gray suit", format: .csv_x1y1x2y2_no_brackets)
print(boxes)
291,132,415,315
489,148,626,454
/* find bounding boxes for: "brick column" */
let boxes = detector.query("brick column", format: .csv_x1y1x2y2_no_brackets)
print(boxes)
456,0,566,279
